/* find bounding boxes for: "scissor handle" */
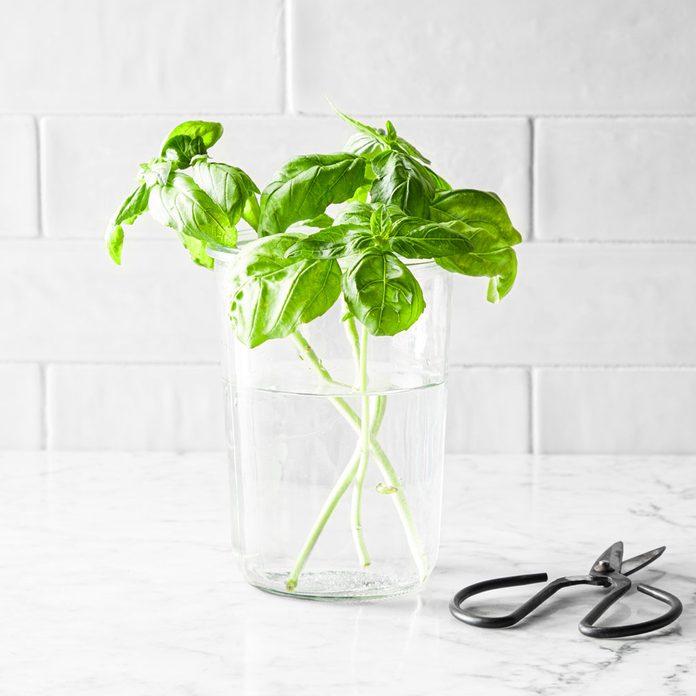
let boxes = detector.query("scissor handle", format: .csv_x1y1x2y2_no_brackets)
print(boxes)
579,581,683,638
450,572,592,628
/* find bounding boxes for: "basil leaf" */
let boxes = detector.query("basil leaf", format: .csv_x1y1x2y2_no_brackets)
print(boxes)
430,189,522,249
334,109,388,145
160,121,224,167
139,159,173,187
423,166,452,191
294,213,334,229
430,190,521,301
370,205,393,239
259,153,368,236
436,248,518,303
180,234,214,269
105,182,150,265
106,225,125,265
229,235,342,347
370,151,435,218
286,225,375,259
383,121,432,164
393,136,431,165
191,157,259,227
334,201,374,228
337,110,431,165
389,219,473,259
242,195,260,231
149,172,237,248
342,251,425,336
161,135,207,168
344,132,385,159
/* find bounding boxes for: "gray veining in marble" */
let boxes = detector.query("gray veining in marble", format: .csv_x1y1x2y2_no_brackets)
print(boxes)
1,453,694,695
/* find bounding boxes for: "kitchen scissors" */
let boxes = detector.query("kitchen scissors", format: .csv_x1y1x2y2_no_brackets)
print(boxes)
450,542,683,638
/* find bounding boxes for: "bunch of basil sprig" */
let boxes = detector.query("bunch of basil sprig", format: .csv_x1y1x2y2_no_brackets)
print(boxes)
107,111,521,591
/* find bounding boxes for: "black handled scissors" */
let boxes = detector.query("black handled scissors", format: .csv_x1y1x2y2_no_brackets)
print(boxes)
450,542,682,638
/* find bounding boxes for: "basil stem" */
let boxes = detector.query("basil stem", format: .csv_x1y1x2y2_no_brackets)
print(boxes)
351,325,372,568
290,329,428,584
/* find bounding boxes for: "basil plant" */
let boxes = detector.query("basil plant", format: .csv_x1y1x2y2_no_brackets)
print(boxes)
107,112,521,591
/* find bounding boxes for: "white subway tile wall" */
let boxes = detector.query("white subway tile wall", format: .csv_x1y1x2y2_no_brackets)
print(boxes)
47,365,225,451
0,0,694,453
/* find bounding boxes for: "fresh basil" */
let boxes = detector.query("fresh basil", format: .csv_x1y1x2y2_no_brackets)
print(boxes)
430,189,522,248
334,201,374,228
286,225,375,260
259,153,369,236
342,251,425,336
430,189,521,301
105,182,150,264
437,248,518,302
294,213,334,229
229,235,342,347
138,159,173,188
369,205,393,239
390,219,473,259
149,172,237,248
109,114,523,335
160,120,224,168
370,151,435,218
191,156,259,228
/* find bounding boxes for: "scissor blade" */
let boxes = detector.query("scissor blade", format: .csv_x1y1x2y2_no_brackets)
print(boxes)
590,541,624,574
620,546,666,576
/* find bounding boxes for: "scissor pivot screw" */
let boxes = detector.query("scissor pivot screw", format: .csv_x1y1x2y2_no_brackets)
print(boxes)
594,560,613,573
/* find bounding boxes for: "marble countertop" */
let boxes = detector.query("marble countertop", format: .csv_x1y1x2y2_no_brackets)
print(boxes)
1,452,694,695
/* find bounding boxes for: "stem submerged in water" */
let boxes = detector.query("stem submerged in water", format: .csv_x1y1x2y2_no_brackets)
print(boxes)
351,326,371,567
286,328,429,591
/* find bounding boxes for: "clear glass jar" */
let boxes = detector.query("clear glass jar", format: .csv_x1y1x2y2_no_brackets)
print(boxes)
209,234,452,600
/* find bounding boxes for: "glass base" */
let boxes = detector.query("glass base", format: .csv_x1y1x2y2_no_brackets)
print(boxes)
245,568,422,601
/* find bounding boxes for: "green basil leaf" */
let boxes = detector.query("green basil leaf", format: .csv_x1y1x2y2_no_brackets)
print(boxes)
259,153,368,236
149,172,236,248
113,182,150,226
286,225,375,259
334,201,374,228
370,205,392,239
348,183,372,202
390,219,473,259
161,135,207,168
423,166,451,191
436,247,518,303
138,159,173,187
337,110,431,165
105,182,150,264
294,213,334,229
370,151,435,218
430,189,522,250
342,251,425,336
180,233,214,269
393,136,431,165
229,234,342,347
160,121,224,167
334,108,388,145
106,224,125,265
242,195,260,231
191,157,259,227
344,132,385,159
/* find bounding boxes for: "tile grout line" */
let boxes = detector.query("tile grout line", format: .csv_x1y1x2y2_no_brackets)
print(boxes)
34,115,44,238
528,117,535,241
282,0,293,115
